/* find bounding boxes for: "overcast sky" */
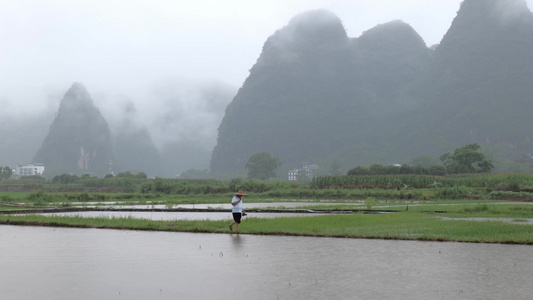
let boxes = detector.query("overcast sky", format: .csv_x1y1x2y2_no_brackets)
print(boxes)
2,0,533,112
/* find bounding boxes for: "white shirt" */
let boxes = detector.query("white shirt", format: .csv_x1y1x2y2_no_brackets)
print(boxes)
231,196,243,213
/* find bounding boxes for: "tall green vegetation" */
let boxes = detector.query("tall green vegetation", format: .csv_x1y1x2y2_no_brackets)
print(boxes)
440,144,493,174
347,144,492,176
0,166,13,180
347,164,445,176
245,152,281,180
26,191,52,206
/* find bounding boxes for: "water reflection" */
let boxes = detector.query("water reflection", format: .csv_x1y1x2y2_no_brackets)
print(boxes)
230,234,243,250
38,211,327,221
1,225,532,300
74,202,353,210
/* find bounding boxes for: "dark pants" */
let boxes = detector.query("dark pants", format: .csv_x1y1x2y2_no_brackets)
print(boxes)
232,212,242,224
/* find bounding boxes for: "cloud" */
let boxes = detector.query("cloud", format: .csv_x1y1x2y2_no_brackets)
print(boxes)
93,77,236,151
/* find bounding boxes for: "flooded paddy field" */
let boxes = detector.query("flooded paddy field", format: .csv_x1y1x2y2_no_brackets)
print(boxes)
71,202,355,210
38,210,328,221
7,202,356,221
1,225,532,300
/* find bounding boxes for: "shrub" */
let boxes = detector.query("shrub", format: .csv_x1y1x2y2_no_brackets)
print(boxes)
77,192,91,202
1,195,14,203
434,185,473,199
365,197,376,209
462,204,490,213
26,191,52,206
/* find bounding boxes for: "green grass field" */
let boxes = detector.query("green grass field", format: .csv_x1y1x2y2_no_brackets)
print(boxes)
1,173,532,244
1,202,532,244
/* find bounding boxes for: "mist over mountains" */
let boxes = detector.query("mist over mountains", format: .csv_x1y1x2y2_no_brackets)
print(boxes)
211,0,533,176
1,80,235,177
3,0,533,178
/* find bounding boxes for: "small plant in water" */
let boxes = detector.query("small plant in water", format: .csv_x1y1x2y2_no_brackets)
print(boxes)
365,197,376,210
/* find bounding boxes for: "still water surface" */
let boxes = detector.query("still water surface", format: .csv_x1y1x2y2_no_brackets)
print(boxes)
39,211,327,221
76,202,352,209
1,225,532,300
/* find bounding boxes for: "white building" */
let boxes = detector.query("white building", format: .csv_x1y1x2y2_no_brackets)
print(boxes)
16,163,45,176
288,163,318,181
288,169,299,181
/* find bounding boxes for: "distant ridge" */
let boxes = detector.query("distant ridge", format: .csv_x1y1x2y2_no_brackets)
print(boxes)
112,105,161,176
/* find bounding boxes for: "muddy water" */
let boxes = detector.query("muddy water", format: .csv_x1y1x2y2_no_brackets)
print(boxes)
1,225,532,300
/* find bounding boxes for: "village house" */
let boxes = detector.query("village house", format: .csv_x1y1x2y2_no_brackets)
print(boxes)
288,163,318,181
16,163,45,176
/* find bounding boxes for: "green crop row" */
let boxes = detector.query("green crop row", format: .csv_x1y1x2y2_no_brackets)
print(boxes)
311,173,533,190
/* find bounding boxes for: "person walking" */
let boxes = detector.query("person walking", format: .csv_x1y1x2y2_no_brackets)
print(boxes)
229,190,247,233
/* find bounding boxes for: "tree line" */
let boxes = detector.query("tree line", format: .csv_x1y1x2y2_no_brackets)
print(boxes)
347,144,493,176
0,144,494,184
0,166,13,180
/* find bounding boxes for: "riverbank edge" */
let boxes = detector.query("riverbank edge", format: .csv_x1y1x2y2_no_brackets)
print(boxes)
1,216,531,245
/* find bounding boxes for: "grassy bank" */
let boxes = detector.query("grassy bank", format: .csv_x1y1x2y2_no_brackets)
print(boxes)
2,203,532,244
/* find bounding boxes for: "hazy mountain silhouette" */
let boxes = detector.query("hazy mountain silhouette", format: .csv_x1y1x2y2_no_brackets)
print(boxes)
211,10,432,173
33,83,114,176
111,100,161,176
416,0,533,145
211,0,533,175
